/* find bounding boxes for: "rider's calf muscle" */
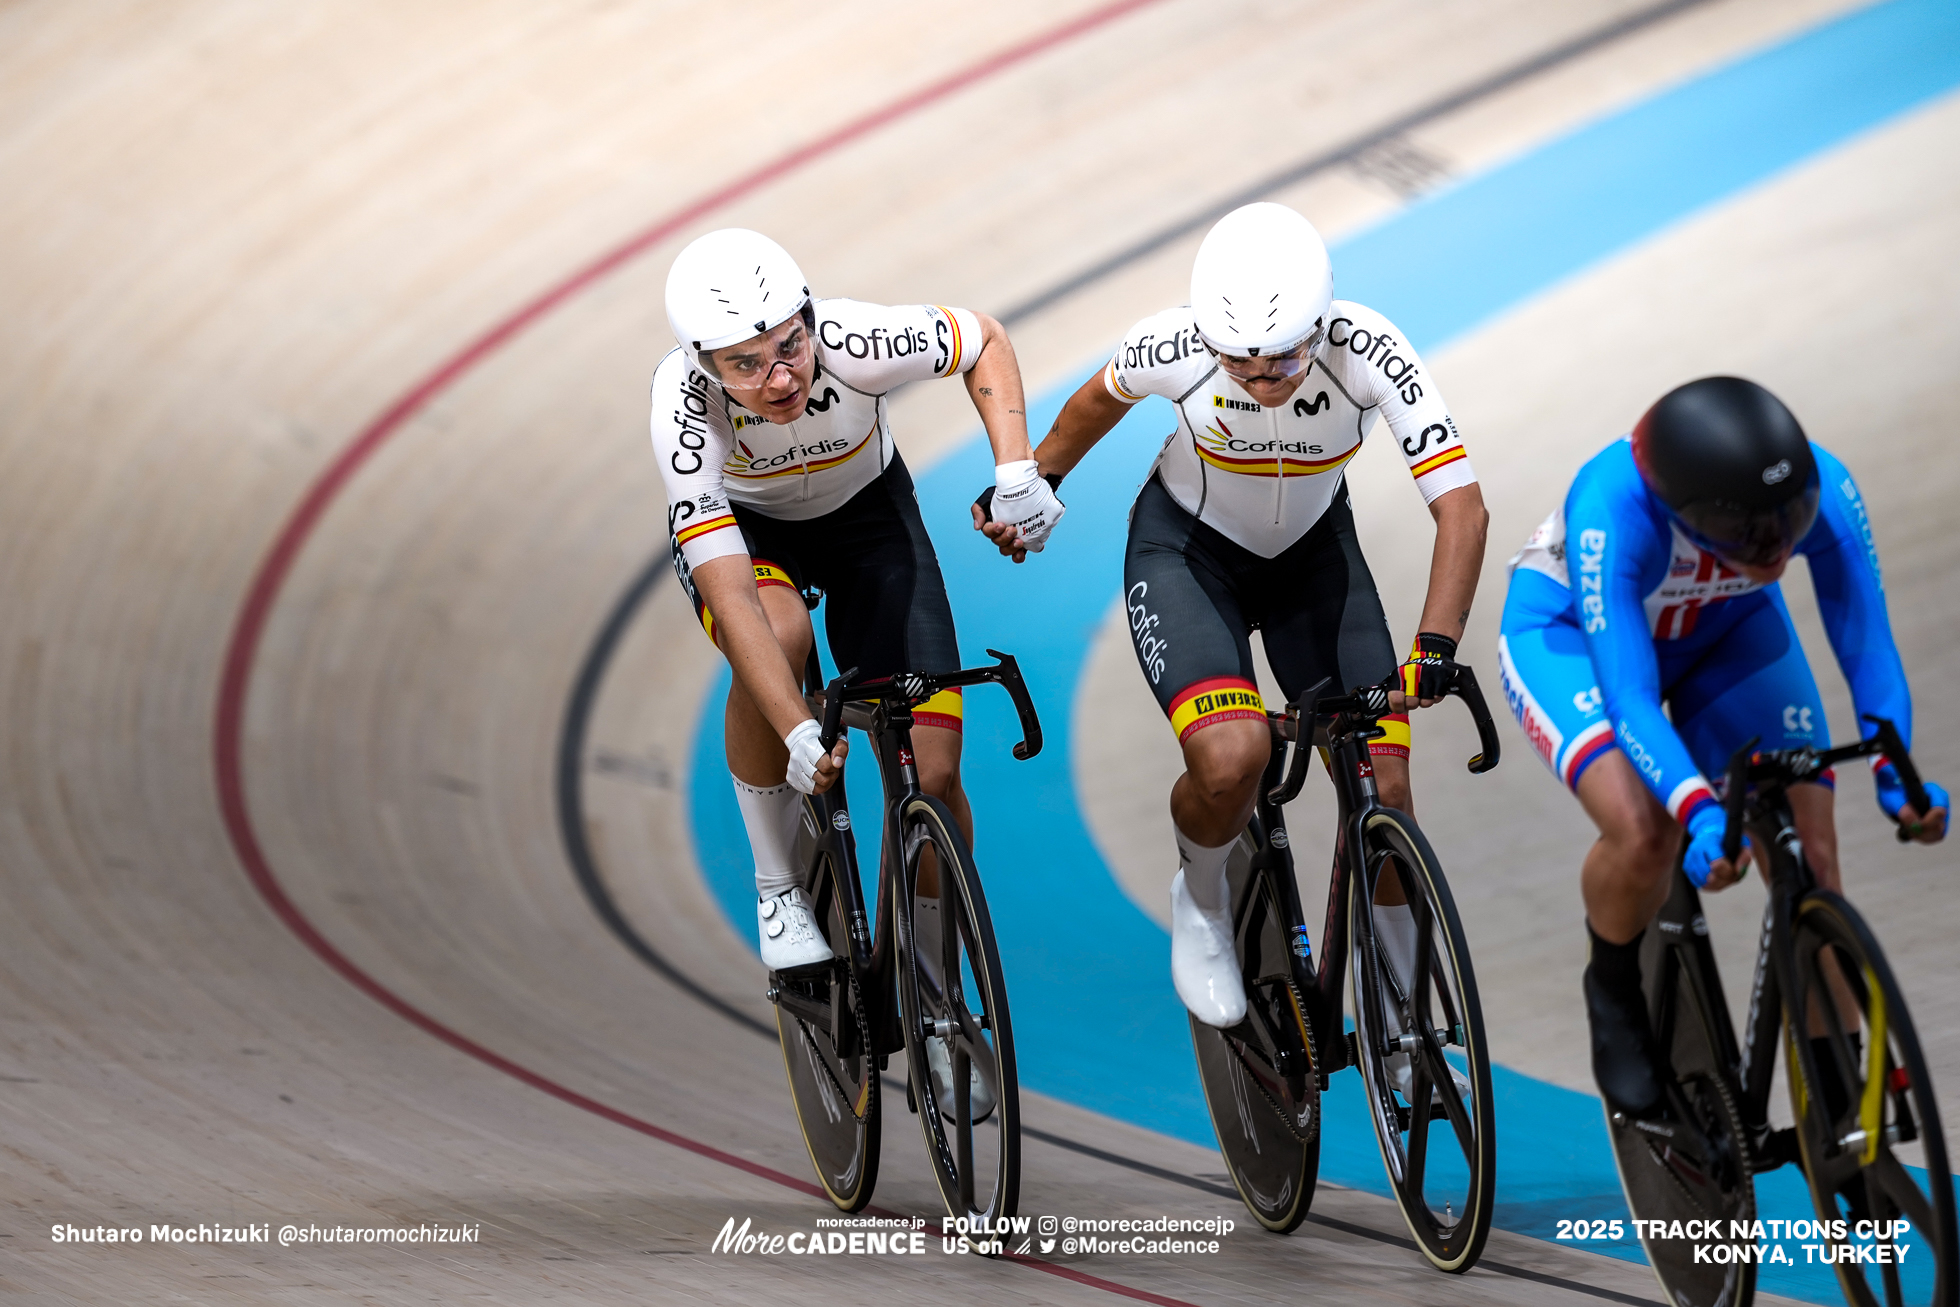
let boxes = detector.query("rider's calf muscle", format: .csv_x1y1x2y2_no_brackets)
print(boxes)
1577,751,1678,942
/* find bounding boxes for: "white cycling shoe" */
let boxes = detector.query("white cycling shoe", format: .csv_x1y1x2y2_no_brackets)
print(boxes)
925,1034,997,1123
1170,870,1247,1027
758,888,833,971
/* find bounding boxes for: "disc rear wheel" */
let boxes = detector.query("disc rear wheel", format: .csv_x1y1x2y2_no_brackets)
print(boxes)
1188,828,1320,1232
1603,874,1755,1307
773,834,880,1212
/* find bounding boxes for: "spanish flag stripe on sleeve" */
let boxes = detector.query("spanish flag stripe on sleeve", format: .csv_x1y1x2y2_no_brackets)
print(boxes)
676,513,738,547
1105,358,1144,402
1410,446,1468,479
1167,676,1266,743
934,305,965,374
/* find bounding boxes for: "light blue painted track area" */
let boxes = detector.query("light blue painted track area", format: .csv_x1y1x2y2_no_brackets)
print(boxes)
689,2,1960,1299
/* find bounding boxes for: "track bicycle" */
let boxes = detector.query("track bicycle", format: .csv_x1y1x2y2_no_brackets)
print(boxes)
765,649,1040,1225
1187,666,1503,1271
1607,716,1957,1307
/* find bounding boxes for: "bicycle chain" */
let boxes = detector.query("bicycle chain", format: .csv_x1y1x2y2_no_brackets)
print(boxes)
1230,974,1318,1144
1637,1071,1754,1224
793,970,874,1127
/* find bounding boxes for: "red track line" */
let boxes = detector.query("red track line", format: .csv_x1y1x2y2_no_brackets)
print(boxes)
212,3,1208,1304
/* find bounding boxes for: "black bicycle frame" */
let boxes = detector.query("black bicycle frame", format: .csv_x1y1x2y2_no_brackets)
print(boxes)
783,650,1043,1063
1246,669,1503,1082
1648,714,1928,1167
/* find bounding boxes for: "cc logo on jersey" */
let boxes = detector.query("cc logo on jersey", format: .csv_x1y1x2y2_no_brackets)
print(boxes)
1783,704,1814,734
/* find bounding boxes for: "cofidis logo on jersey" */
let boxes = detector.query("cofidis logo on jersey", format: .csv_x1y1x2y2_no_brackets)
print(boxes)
724,425,873,479
1193,419,1358,478
818,319,930,364
1124,326,1203,372
1326,316,1424,405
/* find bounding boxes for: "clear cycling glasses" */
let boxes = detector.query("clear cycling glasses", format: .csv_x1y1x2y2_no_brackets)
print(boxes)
1208,320,1326,382
708,315,813,390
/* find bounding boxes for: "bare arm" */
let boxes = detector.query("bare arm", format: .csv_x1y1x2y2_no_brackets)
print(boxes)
973,369,1132,559
1415,481,1489,643
1391,481,1489,710
691,553,844,790
964,312,1032,465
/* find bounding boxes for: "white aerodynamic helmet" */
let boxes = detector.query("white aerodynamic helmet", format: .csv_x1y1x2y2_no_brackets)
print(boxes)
664,227,813,374
1190,202,1333,357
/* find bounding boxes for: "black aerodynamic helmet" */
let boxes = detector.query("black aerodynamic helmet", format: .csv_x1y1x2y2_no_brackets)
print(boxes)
1630,376,1820,567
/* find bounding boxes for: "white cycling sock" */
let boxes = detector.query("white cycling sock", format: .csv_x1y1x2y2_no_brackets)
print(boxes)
1174,825,1236,915
1374,902,1418,1036
733,775,803,898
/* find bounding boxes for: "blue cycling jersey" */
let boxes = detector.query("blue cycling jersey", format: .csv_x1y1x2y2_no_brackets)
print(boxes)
1504,439,1910,823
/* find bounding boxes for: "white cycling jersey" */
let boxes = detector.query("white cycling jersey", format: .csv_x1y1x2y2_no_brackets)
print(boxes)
653,298,984,569
1103,300,1477,557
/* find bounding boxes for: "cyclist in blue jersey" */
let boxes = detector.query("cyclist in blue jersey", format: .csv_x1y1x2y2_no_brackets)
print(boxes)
1498,376,1948,1119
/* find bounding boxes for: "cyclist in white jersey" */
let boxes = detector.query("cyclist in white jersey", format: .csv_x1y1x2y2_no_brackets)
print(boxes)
988,205,1487,1082
654,229,1063,992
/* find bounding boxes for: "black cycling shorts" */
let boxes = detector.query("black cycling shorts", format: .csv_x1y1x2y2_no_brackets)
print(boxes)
1123,473,1406,754
673,453,963,730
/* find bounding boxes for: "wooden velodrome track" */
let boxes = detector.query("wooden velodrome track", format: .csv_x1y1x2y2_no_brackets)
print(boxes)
4,1,1956,1302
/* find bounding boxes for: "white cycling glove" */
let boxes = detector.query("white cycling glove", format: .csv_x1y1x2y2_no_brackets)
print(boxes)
990,460,1066,552
784,719,830,795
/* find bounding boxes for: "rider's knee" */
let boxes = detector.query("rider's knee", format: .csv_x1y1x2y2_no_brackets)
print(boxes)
1184,725,1267,803
917,756,961,803
1612,805,1677,873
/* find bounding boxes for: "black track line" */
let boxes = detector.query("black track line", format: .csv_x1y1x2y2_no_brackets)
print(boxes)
554,549,775,1040
552,6,1728,1301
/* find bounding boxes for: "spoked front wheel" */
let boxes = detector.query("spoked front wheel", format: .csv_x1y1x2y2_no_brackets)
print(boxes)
773,835,880,1211
1189,827,1320,1232
1349,809,1495,1272
894,794,1019,1224
1786,890,1957,1307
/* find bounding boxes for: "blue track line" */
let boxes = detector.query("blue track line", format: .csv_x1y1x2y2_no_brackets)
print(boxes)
690,3,1960,1297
